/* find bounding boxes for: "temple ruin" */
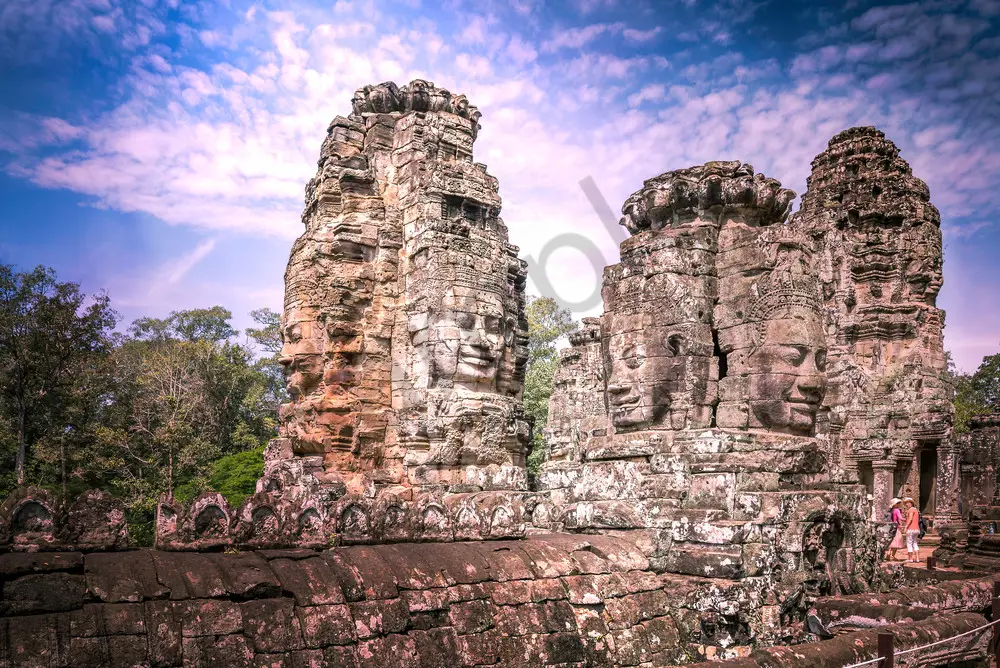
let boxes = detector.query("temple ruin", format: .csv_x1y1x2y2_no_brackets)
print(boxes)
1,80,997,668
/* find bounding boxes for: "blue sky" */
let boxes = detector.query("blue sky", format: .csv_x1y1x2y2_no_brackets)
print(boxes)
1,0,999,371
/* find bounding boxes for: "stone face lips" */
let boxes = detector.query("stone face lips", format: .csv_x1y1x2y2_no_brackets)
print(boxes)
545,159,831,437
544,127,955,545
539,150,920,616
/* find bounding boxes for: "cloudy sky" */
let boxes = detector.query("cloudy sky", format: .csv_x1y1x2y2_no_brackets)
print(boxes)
1,0,998,370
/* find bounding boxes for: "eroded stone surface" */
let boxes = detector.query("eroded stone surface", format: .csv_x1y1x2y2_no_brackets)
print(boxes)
795,127,954,525
0,534,711,667
0,91,974,665
260,79,530,519
0,487,127,552
539,159,888,631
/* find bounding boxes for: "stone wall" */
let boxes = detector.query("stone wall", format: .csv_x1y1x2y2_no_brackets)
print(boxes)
0,534,773,667
0,487,127,552
544,318,605,464
680,613,990,668
272,79,529,504
536,159,885,619
959,415,1000,516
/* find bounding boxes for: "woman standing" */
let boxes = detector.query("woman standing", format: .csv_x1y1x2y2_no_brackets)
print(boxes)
903,497,921,563
887,498,904,561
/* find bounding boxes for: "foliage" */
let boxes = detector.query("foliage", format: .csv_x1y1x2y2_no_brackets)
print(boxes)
525,296,578,365
950,350,1000,434
208,446,266,508
0,264,119,490
0,265,281,544
246,307,282,354
89,317,276,518
245,307,288,410
522,296,578,476
130,306,238,344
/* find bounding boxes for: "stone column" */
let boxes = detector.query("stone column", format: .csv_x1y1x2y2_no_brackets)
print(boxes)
934,440,963,528
872,460,896,522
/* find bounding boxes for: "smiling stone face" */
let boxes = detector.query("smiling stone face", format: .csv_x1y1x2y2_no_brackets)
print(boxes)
279,306,325,401
432,293,507,386
605,332,654,429
410,289,510,391
603,325,691,431
747,310,828,435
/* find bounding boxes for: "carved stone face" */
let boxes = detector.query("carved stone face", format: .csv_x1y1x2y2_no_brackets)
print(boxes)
747,310,827,435
604,329,679,430
413,289,509,389
279,307,325,400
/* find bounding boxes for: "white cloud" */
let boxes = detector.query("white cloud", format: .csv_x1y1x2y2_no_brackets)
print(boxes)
506,34,537,65
4,0,1000,368
459,15,488,44
541,22,623,52
623,26,661,42
165,239,216,286
627,83,665,107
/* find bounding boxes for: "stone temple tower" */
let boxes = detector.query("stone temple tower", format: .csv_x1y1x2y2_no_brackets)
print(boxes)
250,80,532,544
793,127,955,529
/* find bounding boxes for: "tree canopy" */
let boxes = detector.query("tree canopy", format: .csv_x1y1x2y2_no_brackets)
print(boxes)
522,296,578,475
951,350,1000,434
0,264,279,543
0,265,594,537
0,265,119,488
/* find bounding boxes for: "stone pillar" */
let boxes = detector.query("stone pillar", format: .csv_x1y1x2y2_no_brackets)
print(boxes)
934,440,963,529
872,460,896,522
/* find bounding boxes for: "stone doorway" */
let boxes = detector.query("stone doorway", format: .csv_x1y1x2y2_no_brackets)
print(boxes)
919,444,938,517
857,461,874,495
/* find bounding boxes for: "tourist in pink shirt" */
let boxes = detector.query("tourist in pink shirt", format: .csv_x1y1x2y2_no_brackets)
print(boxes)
887,498,904,561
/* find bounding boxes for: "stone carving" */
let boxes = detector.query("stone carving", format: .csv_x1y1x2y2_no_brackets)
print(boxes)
152,485,530,550
0,106,979,663
794,127,954,527
0,487,127,551
267,79,528,506
540,158,882,627
544,318,605,463
741,248,828,436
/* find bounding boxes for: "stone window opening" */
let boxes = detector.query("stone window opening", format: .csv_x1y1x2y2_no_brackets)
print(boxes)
440,195,486,225
711,328,728,380
439,142,458,161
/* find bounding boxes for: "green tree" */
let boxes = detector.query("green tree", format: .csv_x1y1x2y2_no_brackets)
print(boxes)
245,307,287,411
206,446,266,508
0,265,118,488
522,296,578,475
130,305,237,344
950,350,1000,434
89,308,276,542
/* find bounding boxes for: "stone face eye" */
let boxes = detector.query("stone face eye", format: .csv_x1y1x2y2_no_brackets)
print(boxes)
621,345,646,370
779,346,807,366
284,325,302,344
